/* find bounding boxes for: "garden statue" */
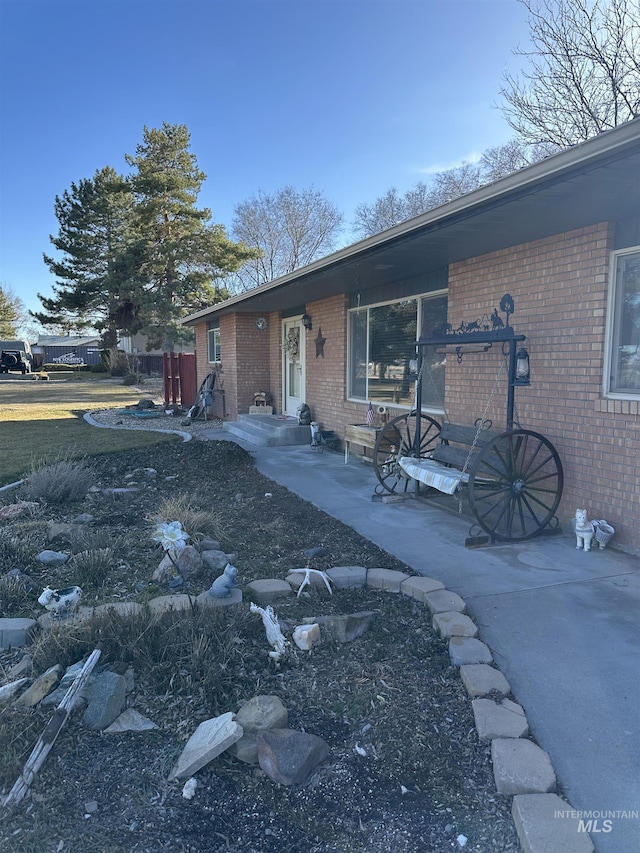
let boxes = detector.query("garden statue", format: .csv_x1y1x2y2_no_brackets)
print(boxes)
297,403,311,426
574,509,595,551
38,585,82,617
249,602,288,661
208,563,239,598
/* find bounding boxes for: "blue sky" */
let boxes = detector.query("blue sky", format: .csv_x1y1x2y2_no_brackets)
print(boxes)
0,0,532,325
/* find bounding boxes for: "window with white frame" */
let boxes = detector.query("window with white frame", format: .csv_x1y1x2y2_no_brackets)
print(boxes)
348,292,448,409
606,247,640,395
207,327,221,363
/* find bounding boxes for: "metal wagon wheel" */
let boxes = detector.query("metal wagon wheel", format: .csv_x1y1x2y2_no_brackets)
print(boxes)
467,429,563,541
373,411,441,494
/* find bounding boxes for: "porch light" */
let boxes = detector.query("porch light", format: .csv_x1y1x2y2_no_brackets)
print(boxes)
301,313,313,331
514,347,530,386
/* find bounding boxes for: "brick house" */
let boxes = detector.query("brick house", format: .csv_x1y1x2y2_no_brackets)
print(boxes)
183,119,640,553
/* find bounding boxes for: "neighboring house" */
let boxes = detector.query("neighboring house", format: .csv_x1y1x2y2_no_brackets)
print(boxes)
183,119,640,553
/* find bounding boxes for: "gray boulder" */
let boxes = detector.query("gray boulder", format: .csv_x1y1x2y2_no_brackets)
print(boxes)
82,671,128,731
257,728,331,786
229,695,288,765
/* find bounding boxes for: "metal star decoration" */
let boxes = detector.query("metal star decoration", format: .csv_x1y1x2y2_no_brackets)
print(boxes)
315,327,326,358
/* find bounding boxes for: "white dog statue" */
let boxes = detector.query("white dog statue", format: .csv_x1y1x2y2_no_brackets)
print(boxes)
574,509,595,552
38,585,83,616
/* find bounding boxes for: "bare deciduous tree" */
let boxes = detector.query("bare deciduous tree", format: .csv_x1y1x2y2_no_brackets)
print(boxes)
352,162,484,239
230,186,343,290
500,0,640,147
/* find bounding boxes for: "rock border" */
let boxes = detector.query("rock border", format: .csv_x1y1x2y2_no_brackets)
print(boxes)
0,565,593,853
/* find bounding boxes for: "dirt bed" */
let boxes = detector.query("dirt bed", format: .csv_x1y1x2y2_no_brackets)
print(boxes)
0,440,520,853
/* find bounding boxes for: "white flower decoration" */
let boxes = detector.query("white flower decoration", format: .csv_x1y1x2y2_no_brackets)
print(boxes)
153,520,189,552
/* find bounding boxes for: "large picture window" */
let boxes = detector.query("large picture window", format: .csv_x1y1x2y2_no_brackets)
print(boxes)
348,293,447,409
607,248,640,395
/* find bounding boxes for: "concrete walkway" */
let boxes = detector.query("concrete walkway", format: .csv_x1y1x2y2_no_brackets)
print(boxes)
202,432,640,853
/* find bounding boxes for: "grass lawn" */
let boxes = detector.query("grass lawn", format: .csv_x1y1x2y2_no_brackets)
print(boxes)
0,374,178,486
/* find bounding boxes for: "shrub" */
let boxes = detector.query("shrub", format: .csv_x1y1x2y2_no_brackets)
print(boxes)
22,458,94,505
68,547,115,589
153,494,226,543
122,372,144,386
0,572,33,618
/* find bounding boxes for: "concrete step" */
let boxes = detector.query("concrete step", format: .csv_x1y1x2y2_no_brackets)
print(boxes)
223,416,311,447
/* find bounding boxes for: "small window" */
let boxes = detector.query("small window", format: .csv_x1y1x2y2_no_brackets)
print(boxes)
208,328,221,363
606,248,640,395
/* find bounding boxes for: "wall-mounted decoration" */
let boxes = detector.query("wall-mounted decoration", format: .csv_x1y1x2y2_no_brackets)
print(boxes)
315,327,326,358
282,328,299,359
255,317,267,331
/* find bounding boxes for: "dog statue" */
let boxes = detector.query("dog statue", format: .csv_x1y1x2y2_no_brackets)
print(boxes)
574,509,595,552
38,585,83,616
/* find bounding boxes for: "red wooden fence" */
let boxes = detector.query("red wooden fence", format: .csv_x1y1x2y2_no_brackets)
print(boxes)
163,352,197,408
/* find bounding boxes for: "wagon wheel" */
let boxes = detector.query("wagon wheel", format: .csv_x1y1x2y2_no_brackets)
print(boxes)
467,429,563,541
373,411,441,494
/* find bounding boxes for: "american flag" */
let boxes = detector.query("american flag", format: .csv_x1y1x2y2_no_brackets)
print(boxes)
366,401,374,426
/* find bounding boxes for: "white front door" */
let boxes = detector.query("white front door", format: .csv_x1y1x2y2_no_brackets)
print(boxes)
283,318,305,416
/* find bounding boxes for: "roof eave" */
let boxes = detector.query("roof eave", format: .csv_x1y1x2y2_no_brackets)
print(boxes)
182,118,640,326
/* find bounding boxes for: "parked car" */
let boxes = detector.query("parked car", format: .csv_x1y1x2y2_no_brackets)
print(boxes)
0,350,32,374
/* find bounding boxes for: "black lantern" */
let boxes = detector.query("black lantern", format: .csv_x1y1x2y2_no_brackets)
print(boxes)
514,347,530,386
301,313,313,331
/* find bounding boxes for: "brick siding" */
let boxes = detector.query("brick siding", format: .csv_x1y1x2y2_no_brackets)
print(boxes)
193,221,640,552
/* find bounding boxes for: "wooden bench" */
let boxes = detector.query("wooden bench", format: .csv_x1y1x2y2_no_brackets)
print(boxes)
398,421,502,494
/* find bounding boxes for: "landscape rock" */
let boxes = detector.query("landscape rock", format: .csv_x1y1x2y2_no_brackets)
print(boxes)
326,566,367,589
6,654,33,679
155,545,203,581
491,738,556,795
1,568,39,593
15,664,62,707
303,546,329,560
0,617,38,649
366,568,410,591
229,695,288,765
472,698,529,740
459,664,511,697
0,501,39,520
246,578,291,603
47,521,82,544
36,550,69,565
257,728,331,785
302,611,377,643
424,589,467,614
432,611,478,639
169,712,243,780
449,637,493,666
512,793,595,853
199,539,221,552
0,678,29,702
82,670,128,731
104,708,158,732
293,623,321,650
202,550,235,571
399,575,445,602
147,594,195,615
196,588,243,608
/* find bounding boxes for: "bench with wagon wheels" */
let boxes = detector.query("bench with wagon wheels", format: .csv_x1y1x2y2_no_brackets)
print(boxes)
372,295,564,547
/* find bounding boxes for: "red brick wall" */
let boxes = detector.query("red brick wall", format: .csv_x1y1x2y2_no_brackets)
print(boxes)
446,222,640,550
193,221,640,552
